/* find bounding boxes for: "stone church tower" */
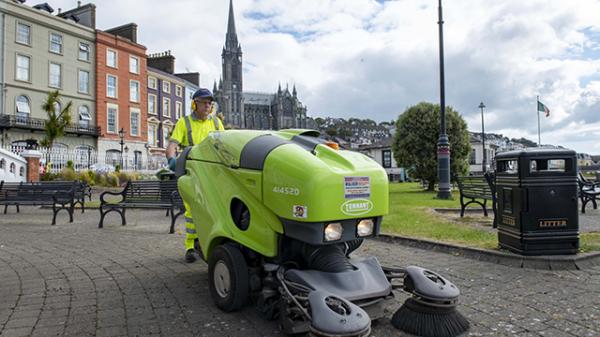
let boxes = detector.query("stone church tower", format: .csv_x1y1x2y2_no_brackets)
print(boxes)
214,0,244,127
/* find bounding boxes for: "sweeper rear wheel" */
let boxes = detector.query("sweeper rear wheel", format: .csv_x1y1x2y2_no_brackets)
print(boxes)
208,243,249,312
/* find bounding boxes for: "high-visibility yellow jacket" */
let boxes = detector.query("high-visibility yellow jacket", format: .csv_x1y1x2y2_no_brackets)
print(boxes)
170,114,224,147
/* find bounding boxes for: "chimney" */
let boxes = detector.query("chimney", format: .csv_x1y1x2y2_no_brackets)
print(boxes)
105,23,138,43
148,50,176,74
77,0,81,7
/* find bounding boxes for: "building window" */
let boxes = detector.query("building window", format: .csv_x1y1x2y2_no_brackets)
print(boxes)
129,80,140,102
0,159,4,170
79,105,91,128
382,150,392,168
130,109,140,136
16,95,31,118
163,126,170,147
78,42,90,61
470,149,477,165
106,49,117,68
49,62,61,88
49,33,62,54
162,81,170,93
175,102,182,119
16,54,30,82
107,75,117,98
175,85,182,97
107,104,118,133
10,163,16,174
78,70,89,94
16,22,31,45
162,97,171,117
148,124,157,146
148,94,157,115
129,56,139,74
148,76,157,89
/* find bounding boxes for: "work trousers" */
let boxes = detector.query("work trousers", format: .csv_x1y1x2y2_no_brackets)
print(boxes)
183,201,197,251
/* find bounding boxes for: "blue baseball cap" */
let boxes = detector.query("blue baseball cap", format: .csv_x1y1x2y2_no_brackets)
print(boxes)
192,88,214,101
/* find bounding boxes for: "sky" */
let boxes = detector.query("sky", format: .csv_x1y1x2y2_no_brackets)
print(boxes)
48,0,600,154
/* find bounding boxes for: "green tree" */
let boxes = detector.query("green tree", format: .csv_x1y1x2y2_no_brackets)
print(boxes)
392,102,471,191
40,90,72,163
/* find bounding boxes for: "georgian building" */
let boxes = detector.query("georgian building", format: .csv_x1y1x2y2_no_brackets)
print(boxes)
213,0,308,130
0,0,98,159
95,23,147,170
146,51,198,156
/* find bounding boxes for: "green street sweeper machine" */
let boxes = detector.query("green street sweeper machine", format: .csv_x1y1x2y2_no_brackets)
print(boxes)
175,129,469,337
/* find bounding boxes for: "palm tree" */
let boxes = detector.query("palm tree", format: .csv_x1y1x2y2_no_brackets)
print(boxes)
40,90,72,165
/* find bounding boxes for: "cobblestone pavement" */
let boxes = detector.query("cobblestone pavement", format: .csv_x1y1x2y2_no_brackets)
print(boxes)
1,207,599,337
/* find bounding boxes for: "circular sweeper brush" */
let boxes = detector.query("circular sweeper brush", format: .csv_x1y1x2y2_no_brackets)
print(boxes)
391,266,470,337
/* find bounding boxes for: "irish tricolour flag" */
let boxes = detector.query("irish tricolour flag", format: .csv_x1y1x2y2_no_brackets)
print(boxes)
537,100,550,117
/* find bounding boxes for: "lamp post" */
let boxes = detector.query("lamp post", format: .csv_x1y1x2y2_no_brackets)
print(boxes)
479,102,486,173
124,146,129,171
118,128,125,169
436,0,451,199
87,146,92,169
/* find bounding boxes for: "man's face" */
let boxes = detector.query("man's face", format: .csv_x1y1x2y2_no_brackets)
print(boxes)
194,98,213,118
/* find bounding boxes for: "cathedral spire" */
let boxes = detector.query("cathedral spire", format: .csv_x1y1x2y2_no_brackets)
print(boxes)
225,0,239,51
293,84,297,97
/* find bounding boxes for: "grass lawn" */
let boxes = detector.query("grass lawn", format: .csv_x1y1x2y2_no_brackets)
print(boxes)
381,182,600,252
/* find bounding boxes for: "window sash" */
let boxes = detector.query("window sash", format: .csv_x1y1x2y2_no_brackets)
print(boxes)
162,98,170,116
79,107,91,121
17,23,30,44
79,42,90,61
50,33,62,53
16,55,30,81
129,56,139,73
107,50,117,67
129,81,139,102
148,95,156,114
49,63,61,87
148,77,157,89
107,75,117,98
78,70,89,93
130,111,139,136
162,81,170,93
107,107,117,133
16,97,31,114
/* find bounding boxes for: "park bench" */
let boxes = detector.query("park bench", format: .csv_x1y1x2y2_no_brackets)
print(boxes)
577,173,600,213
0,181,77,225
456,173,497,225
98,179,184,233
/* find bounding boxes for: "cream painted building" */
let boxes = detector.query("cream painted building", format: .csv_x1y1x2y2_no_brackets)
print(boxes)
0,0,97,158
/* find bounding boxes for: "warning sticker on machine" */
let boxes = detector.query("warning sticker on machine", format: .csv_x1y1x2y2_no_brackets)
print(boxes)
293,205,307,218
344,176,370,199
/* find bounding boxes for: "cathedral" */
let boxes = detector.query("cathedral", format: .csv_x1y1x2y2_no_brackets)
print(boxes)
213,0,308,130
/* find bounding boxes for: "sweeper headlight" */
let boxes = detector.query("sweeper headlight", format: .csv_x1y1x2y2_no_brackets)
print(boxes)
356,219,374,237
324,222,343,241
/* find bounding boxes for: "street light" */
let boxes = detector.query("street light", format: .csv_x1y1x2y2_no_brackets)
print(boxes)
124,146,129,171
436,0,451,199
118,128,125,169
479,102,486,173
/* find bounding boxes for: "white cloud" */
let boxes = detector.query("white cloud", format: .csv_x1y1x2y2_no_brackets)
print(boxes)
46,0,600,153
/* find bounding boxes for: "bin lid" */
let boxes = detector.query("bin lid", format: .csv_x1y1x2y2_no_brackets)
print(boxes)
496,147,576,159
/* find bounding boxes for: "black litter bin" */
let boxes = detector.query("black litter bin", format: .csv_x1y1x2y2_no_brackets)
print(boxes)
495,148,579,255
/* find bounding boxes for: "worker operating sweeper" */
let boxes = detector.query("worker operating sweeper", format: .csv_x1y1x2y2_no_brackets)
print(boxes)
166,88,224,263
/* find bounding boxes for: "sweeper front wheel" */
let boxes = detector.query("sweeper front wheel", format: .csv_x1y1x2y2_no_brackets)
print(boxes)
208,243,249,312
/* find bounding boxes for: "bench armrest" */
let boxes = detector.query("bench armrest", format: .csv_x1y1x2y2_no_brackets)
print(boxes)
100,189,126,204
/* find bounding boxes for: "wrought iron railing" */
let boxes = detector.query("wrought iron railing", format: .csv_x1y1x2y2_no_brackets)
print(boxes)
0,114,101,136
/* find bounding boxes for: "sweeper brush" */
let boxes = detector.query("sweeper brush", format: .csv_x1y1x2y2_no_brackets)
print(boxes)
175,129,470,337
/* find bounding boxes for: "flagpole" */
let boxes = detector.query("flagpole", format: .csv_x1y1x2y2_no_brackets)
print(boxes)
537,95,541,146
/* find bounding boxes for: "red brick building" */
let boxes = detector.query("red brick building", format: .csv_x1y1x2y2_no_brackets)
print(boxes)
95,24,147,170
